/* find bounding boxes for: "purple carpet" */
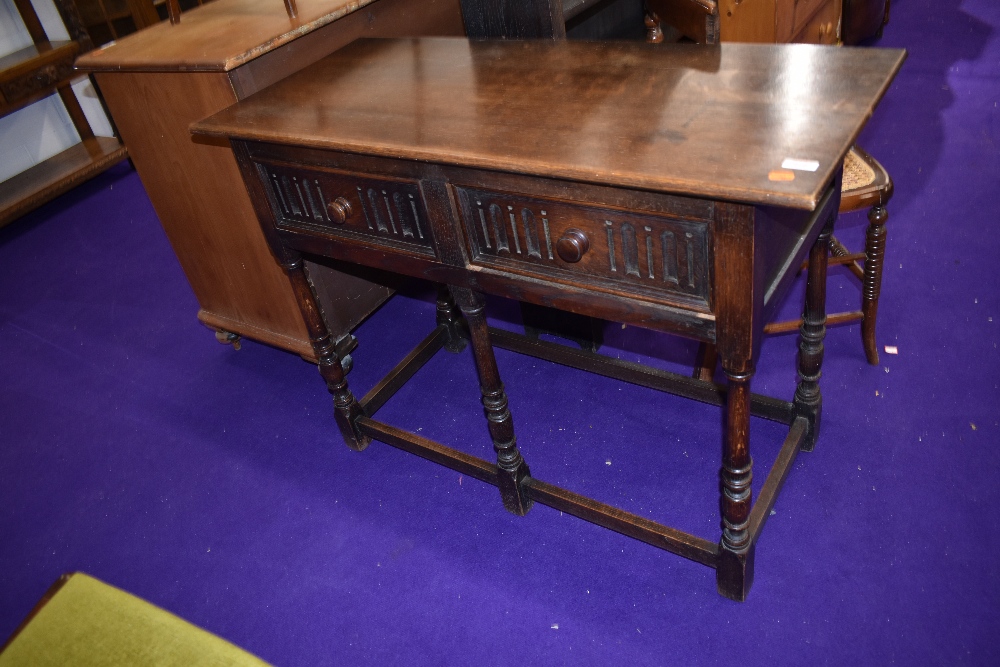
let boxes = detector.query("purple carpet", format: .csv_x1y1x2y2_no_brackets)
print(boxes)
2,1,998,663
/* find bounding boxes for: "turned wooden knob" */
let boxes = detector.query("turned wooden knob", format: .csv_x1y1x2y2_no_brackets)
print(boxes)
328,197,352,224
556,228,590,263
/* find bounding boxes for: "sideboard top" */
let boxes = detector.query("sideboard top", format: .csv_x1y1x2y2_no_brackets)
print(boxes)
194,38,906,209
76,0,379,73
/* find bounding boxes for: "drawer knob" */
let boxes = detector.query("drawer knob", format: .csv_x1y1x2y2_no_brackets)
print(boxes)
556,229,590,263
328,197,353,224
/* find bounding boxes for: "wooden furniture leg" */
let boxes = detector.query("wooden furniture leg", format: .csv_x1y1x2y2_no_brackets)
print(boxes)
436,284,468,353
692,341,717,382
645,10,664,42
449,286,533,516
793,221,833,452
716,360,755,601
285,253,369,451
861,204,887,365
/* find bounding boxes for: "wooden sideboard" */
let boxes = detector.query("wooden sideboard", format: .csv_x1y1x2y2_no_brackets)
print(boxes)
647,0,842,45
77,0,463,359
195,38,904,599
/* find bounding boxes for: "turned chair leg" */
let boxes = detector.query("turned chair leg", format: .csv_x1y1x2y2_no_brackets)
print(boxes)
861,204,888,366
644,11,664,43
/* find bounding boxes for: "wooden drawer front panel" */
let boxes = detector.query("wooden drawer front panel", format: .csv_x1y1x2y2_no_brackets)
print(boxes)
257,161,435,257
456,186,711,309
791,0,841,44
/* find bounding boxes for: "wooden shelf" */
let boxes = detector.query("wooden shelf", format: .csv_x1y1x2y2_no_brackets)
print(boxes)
0,136,128,228
0,41,80,116
1,0,130,228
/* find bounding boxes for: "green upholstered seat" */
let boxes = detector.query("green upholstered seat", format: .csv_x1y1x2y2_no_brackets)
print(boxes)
0,573,271,666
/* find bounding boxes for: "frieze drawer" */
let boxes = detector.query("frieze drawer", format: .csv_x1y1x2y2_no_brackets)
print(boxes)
256,161,436,257
455,186,712,310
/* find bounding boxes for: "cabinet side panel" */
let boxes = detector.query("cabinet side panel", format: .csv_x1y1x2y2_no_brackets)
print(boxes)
94,70,314,353
719,0,777,42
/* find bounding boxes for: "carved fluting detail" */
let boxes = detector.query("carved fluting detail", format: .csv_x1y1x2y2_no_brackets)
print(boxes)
262,165,431,250
522,208,542,258
541,211,553,259
367,188,386,231
489,203,509,252
507,206,522,254
605,221,617,272
621,223,640,276
461,189,709,301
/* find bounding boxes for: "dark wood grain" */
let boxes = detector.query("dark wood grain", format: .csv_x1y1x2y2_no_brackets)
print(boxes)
195,38,905,210
206,37,904,600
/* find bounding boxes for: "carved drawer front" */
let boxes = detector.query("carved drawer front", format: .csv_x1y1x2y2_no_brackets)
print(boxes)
257,161,435,257
456,186,711,309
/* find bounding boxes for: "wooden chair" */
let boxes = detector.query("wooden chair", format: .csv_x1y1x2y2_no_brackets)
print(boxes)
693,144,893,379
643,3,895,370
764,145,892,364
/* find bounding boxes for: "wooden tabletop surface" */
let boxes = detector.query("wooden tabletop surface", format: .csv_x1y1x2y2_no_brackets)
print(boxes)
194,38,906,208
76,0,380,73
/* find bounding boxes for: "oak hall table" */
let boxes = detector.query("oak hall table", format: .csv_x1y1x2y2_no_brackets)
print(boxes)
194,38,905,600
76,0,463,360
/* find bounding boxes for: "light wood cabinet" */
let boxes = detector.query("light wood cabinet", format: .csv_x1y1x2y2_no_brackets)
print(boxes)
647,0,842,45
718,0,841,44
77,0,464,359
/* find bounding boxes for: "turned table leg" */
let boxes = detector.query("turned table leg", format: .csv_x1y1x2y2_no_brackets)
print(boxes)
861,205,888,366
793,221,833,451
716,361,755,601
285,254,369,451
450,286,533,516
436,284,468,353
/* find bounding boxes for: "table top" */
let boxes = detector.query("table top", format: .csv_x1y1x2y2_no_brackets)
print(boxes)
76,0,380,73
193,38,905,209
